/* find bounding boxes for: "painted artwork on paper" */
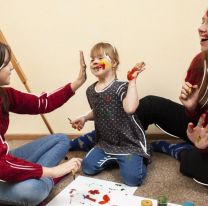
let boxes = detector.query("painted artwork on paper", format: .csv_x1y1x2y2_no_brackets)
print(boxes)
47,175,137,206
47,176,181,206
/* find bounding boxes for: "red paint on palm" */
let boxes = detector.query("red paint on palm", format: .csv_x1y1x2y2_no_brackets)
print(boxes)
127,67,139,80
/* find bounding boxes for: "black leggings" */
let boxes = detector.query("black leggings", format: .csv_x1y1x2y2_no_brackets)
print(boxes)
136,95,192,141
136,95,208,183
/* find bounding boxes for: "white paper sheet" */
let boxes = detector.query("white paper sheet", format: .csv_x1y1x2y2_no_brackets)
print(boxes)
47,175,181,206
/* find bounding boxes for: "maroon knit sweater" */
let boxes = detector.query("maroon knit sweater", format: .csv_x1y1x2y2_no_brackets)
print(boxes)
185,52,208,126
0,83,74,182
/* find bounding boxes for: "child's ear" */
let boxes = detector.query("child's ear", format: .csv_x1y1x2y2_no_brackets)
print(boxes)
112,60,118,68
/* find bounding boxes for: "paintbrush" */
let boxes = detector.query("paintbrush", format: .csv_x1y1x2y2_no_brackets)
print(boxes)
72,169,76,180
68,117,76,180
68,117,72,123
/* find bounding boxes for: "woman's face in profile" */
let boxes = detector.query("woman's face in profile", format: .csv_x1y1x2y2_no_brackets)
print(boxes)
198,10,208,52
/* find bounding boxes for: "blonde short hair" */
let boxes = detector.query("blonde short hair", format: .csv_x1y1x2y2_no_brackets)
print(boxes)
90,42,119,69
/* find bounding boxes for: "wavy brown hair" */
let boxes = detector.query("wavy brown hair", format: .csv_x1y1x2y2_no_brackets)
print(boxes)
0,42,12,115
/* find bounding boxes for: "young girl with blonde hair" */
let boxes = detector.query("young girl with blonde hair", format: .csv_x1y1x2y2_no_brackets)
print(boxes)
71,42,150,186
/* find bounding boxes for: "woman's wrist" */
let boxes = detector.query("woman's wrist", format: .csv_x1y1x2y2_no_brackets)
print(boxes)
42,167,55,178
71,80,83,92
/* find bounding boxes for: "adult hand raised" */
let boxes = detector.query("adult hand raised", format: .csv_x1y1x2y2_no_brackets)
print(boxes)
71,51,87,92
187,113,208,149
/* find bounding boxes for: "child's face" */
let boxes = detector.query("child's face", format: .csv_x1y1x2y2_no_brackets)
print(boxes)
90,52,113,77
198,10,208,52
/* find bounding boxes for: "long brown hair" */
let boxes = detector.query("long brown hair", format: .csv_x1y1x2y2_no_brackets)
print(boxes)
0,42,12,116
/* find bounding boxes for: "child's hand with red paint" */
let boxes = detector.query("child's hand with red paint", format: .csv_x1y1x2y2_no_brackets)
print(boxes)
69,111,94,131
69,116,86,131
127,62,145,81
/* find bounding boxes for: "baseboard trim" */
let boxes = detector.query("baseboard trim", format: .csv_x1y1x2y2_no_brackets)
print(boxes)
5,134,78,140
5,133,179,141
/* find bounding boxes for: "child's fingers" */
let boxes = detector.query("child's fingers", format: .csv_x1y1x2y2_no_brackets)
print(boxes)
131,71,140,79
68,118,79,130
70,119,79,124
137,67,145,74
70,121,79,128
77,122,83,130
71,122,83,131
72,124,77,129
135,62,145,72
72,124,80,130
127,62,145,81
135,62,145,68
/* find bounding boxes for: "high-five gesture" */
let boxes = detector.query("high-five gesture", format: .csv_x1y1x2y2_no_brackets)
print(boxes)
71,51,87,92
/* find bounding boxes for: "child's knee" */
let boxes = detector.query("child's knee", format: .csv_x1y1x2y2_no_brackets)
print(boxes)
121,168,146,186
123,173,145,186
82,158,100,175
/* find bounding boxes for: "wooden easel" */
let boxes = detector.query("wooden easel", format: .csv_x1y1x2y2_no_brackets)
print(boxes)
0,30,54,134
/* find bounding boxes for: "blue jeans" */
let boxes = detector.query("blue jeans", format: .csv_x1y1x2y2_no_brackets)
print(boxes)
82,148,147,186
0,134,70,206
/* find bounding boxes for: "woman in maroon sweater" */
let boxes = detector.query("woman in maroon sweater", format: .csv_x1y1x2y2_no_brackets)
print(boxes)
0,42,86,205
148,10,208,185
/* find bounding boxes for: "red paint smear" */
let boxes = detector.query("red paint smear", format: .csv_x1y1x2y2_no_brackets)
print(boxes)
206,10,208,17
98,194,110,204
100,63,105,69
84,194,96,202
88,189,100,195
94,63,105,70
127,67,139,80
